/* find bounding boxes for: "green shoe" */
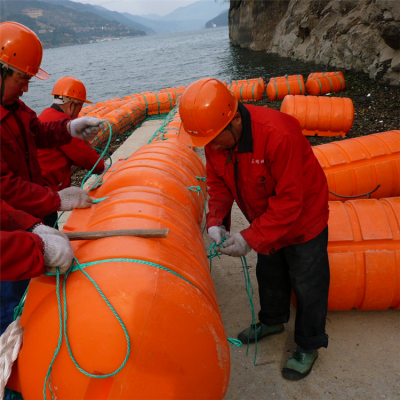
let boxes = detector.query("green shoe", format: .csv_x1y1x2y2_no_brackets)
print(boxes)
237,322,284,344
282,349,319,380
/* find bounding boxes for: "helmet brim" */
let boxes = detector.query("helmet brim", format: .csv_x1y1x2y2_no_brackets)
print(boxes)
178,123,217,147
34,68,50,80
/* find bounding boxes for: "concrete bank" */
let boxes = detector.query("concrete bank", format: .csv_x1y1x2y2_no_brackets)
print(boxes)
63,119,400,400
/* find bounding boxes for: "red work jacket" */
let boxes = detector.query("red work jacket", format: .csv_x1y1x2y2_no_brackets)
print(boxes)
0,200,45,281
37,106,105,191
0,100,71,219
205,103,329,255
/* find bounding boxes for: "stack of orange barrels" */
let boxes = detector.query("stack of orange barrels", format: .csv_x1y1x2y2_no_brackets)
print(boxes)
266,75,305,100
312,130,400,311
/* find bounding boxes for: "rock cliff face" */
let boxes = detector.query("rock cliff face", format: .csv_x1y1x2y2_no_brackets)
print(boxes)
229,0,400,85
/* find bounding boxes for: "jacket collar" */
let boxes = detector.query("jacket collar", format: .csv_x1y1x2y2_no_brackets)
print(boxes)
51,103,65,113
0,100,22,122
237,102,253,153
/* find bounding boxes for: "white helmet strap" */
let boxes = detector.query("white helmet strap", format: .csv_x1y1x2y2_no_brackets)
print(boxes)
53,95,80,105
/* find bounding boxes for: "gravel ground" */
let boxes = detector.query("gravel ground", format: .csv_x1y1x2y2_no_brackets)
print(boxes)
71,71,400,187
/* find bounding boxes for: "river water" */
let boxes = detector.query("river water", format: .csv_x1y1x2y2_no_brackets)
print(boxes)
25,27,325,114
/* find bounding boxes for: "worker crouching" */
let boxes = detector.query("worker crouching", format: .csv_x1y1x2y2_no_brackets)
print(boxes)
178,78,330,380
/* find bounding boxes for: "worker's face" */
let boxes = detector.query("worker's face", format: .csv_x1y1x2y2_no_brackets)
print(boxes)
1,71,31,106
208,113,242,151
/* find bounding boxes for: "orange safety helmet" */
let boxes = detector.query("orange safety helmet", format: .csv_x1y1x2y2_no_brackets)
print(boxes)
0,21,49,80
52,76,92,103
178,78,238,147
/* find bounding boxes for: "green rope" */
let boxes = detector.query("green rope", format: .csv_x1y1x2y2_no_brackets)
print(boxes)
207,238,258,365
196,175,206,182
187,185,207,232
228,338,242,347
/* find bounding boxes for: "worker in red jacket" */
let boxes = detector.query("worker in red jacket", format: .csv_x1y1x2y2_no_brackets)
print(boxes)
1,200,73,333
38,76,105,227
178,78,330,381
0,22,105,335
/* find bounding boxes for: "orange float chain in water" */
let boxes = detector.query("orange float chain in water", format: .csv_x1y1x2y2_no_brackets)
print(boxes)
280,94,354,137
10,141,230,400
313,130,400,201
327,197,400,311
306,72,345,95
230,78,265,92
228,82,263,102
266,75,305,101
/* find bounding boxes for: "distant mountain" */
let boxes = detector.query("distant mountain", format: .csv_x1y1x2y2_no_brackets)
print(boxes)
205,10,228,28
122,13,205,35
40,0,156,35
123,0,229,35
162,0,228,21
0,0,146,48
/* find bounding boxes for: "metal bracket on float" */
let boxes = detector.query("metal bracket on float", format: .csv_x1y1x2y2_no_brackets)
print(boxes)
329,184,381,199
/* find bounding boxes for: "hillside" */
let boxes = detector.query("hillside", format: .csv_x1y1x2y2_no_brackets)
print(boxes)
0,0,146,48
123,0,229,34
205,10,228,28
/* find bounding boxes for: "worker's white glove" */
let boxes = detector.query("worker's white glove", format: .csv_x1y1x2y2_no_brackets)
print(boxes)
69,117,106,142
208,225,230,246
32,223,65,238
217,232,251,257
58,187,93,211
36,233,74,274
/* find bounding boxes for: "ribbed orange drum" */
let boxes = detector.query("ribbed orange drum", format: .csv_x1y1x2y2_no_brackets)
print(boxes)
95,142,206,224
280,95,354,137
231,78,265,92
307,72,345,90
313,130,400,200
228,83,263,101
11,139,229,399
306,74,345,95
327,197,400,310
266,75,305,100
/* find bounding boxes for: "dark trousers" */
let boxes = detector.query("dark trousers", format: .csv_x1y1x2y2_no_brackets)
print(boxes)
256,226,330,350
44,211,59,229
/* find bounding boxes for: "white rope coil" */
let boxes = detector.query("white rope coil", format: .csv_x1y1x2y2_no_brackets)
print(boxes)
0,317,24,400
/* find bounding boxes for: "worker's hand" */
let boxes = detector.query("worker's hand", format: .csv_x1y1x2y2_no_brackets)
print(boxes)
31,223,65,237
208,225,230,246
35,232,74,274
58,187,93,211
217,232,251,257
69,117,106,142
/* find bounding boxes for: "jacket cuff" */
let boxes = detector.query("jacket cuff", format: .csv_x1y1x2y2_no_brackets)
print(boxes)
8,211,42,231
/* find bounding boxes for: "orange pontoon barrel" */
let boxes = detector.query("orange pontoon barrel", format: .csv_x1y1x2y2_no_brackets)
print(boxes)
313,130,400,200
266,75,305,100
281,95,354,137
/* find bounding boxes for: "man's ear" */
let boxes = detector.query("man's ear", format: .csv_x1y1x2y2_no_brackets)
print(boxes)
231,112,242,127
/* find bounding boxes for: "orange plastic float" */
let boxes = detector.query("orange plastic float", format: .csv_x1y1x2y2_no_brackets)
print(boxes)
231,78,265,92
266,75,305,100
10,138,230,399
307,71,345,93
327,197,400,310
306,74,345,96
228,83,263,102
313,130,400,200
280,94,354,137
159,86,187,96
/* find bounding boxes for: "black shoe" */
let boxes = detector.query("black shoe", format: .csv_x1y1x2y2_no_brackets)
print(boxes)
237,322,284,344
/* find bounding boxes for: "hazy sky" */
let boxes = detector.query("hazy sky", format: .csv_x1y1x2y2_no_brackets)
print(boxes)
70,1,204,16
